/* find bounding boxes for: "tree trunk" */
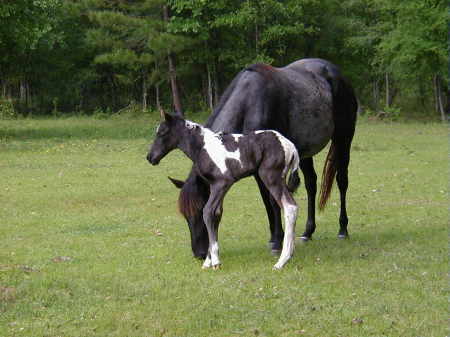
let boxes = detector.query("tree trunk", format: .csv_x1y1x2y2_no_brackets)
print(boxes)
155,84,161,111
142,74,147,112
207,63,213,112
20,79,26,105
436,75,446,122
213,61,220,106
163,5,183,115
1,80,6,98
26,82,31,109
373,79,379,111
433,74,439,114
385,72,390,108
255,21,259,55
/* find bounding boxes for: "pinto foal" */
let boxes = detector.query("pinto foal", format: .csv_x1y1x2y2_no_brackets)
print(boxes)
147,112,300,269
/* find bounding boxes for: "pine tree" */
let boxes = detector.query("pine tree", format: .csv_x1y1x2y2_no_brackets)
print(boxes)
84,0,193,112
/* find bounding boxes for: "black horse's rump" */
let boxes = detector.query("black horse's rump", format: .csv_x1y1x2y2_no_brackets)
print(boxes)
171,58,357,259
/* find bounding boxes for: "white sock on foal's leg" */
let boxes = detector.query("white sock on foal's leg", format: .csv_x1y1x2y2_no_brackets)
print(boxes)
210,241,220,269
202,255,212,269
274,196,298,269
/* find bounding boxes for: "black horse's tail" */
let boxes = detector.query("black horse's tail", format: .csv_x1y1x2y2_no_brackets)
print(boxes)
318,142,337,210
318,74,357,211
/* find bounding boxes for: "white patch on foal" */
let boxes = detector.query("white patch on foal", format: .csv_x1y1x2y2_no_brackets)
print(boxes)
185,120,200,130
201,128,242,174
232,134,243,142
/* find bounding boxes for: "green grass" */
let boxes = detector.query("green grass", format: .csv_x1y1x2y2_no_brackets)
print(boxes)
0,116,447,337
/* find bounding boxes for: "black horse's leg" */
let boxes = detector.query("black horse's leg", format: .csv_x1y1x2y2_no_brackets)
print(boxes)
299,157,317,241
254,175,284,253
334,138,352,239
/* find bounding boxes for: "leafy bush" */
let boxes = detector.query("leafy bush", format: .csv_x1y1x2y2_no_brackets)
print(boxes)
0,99,19,119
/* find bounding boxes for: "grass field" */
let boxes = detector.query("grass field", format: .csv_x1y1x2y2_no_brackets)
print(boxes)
0,116,447,337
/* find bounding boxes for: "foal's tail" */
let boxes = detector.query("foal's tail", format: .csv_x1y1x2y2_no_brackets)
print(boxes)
318,141,337,211
287,151,301,194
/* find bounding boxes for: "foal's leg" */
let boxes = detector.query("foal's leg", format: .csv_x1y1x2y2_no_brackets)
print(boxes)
202,182,230,269
254,176,284,253
258,170,298,269
273,187,298,269
299,157,317,241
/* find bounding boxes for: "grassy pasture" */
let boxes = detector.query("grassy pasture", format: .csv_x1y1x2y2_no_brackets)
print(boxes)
0,116,447,337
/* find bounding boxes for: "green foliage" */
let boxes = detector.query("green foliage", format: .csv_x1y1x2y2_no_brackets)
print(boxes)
372,0,447,81
0,0,447,116
0,98,18,119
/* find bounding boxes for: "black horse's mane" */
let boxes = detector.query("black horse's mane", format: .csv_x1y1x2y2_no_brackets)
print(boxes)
178,171,209,219
206,63,283,128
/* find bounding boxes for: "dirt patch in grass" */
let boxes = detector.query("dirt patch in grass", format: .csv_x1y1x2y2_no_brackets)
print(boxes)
0,287,16,302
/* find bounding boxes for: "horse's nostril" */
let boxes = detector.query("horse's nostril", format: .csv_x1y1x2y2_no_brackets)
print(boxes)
147,154,155,164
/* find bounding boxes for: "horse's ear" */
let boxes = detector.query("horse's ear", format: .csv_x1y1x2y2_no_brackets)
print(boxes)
168,176,185,189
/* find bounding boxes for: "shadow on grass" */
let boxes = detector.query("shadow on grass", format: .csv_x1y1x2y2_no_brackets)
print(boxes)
215,222,430,268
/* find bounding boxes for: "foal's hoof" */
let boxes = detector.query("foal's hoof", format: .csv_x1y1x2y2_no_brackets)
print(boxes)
212,264,221,270
202,257,212,269
337,234,349,239
273,261,286,270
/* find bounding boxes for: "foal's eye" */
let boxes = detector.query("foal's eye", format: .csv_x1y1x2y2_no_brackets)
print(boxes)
157,125,169,136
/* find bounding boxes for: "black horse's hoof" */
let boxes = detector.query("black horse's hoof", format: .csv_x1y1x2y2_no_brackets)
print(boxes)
271,249,282,256
268,241,282,253
337,234,349,240
298,235,312,243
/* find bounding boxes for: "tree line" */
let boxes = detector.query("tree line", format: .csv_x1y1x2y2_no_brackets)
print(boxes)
0,0,447,120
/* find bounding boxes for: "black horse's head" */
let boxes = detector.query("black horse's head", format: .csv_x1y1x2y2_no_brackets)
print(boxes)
147,111,185,165
168,175,210,260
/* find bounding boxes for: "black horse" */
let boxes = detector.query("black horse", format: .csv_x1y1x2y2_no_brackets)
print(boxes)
168,58,357,260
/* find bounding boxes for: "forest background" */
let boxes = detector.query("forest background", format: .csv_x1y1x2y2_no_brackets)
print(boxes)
0,0,447,120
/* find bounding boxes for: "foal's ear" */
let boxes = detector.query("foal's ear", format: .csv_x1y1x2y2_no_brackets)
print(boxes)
168,177,185,189
160,109,175,123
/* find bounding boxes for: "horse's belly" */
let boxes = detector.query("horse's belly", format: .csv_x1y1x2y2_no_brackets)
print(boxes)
289,106,334,158
295,122,334,158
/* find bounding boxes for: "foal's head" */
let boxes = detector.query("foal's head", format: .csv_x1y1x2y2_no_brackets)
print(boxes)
147,111,186,165
147,111,209,259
